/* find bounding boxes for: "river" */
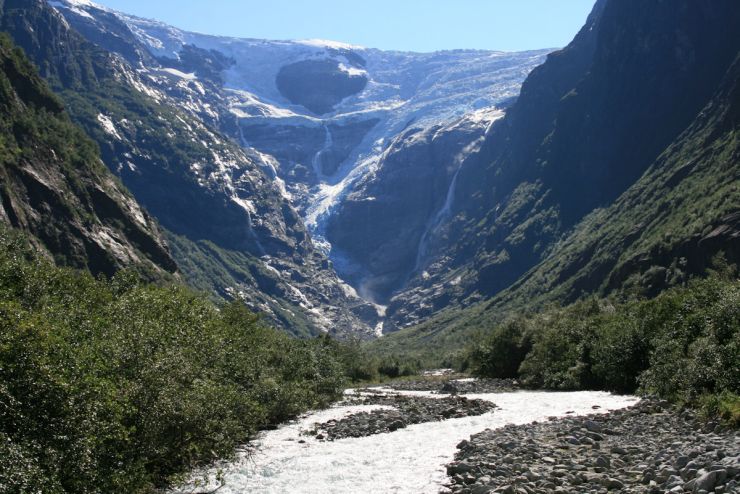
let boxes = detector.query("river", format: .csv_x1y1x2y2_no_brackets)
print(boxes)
173,389,638,494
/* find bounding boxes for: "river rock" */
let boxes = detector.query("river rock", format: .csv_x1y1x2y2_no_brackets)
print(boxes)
442,399,740,494
310,391,496,441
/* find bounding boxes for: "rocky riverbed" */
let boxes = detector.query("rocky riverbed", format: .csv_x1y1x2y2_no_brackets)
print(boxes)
310,391,496,440
387,378,520,394
171,389,639,493
444,398,739,494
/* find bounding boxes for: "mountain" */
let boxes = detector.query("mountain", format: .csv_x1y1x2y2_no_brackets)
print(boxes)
2,0,384,337
370,0,740,357
37,0,550,332
0,32,176,277
376,0,740,331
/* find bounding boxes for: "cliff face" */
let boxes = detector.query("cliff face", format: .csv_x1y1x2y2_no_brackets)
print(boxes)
0,33,176,277
385,0,740,330
370,1,740,357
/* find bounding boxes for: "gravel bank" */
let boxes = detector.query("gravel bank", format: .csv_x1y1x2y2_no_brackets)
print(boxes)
387,378,519,394
444,399,739,493
309,392,496,441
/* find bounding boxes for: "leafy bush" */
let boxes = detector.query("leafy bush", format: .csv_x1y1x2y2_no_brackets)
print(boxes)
467,316,532,379
468,276,740,408
0,228,347,493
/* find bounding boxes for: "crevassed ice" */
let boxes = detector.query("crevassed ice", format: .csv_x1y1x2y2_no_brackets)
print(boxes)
172,391,638,494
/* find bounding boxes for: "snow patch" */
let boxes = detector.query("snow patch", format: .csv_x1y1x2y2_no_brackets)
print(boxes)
159,67,197,80
338,63,368,77
96,114,122,140
296,39,365,51
232,197,256,216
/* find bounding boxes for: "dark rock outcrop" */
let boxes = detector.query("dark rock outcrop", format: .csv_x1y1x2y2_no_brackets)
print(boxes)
276,58,368,115
327,111,496,302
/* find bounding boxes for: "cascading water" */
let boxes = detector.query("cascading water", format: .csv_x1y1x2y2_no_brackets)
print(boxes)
413,111,504,274
312,124,334,181
171,389,638,494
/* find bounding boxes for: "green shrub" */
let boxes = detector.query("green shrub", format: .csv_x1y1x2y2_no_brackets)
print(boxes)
467,277,739,405
698,392,740,427
0,228,348,493
468,316,532,379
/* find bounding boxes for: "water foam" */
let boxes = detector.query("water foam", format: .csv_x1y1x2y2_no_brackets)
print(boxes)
172,391,638,494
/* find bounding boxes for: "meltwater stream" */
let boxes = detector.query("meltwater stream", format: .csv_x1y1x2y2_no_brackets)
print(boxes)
173,390,638,494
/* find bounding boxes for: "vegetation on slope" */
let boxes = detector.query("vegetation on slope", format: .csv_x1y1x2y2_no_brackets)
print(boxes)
465,274,739,424
0,227,349,493
165,231,320,338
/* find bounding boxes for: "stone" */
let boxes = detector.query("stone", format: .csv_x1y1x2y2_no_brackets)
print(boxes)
584,420,603,433
666,475,684,488
448,462,477,475
600,477,624,490
694,470,727,492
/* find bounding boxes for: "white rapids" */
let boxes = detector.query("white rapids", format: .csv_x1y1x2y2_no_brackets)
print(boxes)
172,390,638,494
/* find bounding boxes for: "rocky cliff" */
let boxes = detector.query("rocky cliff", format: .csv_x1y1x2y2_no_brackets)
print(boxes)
0,32,176,277
370,0,740,357
383,0,740,330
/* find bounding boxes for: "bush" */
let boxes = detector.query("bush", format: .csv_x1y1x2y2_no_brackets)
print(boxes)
0,228,348,493
467,276,740,408
468,316,532,379
698,392,740,428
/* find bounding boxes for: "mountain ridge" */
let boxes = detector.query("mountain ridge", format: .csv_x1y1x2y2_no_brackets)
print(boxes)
379,0,740,331
41,0,551,334
3,0,380,337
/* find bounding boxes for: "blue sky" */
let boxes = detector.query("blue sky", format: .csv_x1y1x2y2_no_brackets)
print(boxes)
92,0,597,53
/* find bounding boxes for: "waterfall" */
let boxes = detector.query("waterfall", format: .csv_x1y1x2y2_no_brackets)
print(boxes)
312,124,334,181
413,164,463,272
413,131,492,273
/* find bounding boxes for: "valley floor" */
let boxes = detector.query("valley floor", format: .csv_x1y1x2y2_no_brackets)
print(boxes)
171,379,639,493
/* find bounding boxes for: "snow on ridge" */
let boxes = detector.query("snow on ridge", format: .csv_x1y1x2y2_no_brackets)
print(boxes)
62,0,99,7
47,0,100,19
296,39,365,51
